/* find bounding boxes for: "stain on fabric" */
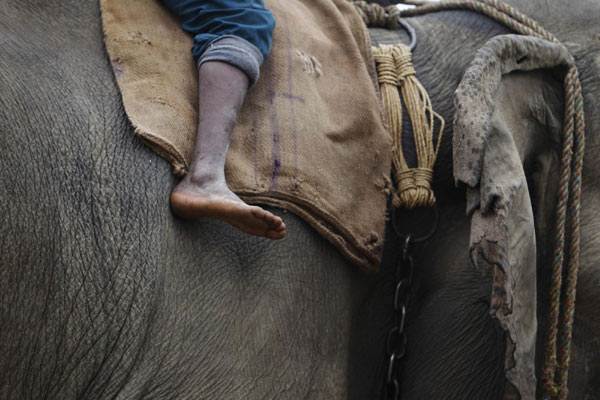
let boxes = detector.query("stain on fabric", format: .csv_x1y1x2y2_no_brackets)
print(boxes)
279,93,305,103
252,110,259,186
112,58,124,78
263,59,281,190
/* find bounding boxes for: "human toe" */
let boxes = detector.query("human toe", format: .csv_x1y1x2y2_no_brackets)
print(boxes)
266,228,286,240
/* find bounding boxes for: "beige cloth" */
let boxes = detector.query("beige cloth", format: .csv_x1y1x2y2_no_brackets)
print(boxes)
454,35,573,398
100,0,392,270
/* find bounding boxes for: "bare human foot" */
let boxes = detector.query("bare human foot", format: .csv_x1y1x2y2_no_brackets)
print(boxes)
171,61,285,239
170,177,286,240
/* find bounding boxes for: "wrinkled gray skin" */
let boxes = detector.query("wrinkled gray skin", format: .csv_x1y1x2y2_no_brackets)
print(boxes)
1,0,599,399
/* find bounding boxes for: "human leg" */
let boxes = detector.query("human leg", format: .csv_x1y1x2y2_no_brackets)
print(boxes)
170,61,285,239
161,0,283,238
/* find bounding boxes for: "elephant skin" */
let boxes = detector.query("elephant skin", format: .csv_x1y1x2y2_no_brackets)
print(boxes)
1,0,599,399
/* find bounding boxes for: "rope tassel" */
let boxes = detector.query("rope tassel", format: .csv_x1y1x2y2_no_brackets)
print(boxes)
372,44,444,209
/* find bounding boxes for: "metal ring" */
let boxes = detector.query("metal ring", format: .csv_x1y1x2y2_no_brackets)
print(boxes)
402,235,412,261
391,204,439,244
392,378,401,400
397,331,408,358
386,326,400,355
386,353,397,384
397,305,407,334
394,280,408,310
397,18,417,52
405,255,414,286
383,378,401,400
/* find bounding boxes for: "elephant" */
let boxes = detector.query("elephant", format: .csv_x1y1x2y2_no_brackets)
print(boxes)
0,0,598,399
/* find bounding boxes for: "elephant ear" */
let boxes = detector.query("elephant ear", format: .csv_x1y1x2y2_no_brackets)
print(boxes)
453,35,572,399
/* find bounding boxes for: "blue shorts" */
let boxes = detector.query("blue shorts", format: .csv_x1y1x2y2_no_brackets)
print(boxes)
161,0,275,84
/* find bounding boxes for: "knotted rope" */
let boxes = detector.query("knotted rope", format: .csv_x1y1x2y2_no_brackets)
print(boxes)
351,1,585,398
350,1,404,30
371,44,444,208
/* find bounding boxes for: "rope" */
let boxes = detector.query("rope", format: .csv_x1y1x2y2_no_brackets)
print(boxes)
350,1,404,29
371,44,444,208
351,1,585,398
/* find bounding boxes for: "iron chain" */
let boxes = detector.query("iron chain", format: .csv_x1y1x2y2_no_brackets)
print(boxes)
383,205,438,400
383,235,414,400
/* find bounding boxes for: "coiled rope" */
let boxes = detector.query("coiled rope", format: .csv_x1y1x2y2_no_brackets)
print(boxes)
372,44,444,208
350,1,445,209
351,1,585,398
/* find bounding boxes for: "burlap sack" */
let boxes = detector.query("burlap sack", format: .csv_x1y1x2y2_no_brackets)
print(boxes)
100,0,392,270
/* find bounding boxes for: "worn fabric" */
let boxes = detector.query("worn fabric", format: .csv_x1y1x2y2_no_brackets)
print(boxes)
198,35,263,85
454,35,573,399
100,0,392,269
160,0,275,63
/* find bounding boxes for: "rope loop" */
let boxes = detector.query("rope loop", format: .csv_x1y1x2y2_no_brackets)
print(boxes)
393,49,416,82
350,1,403,29
373,51,398,86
